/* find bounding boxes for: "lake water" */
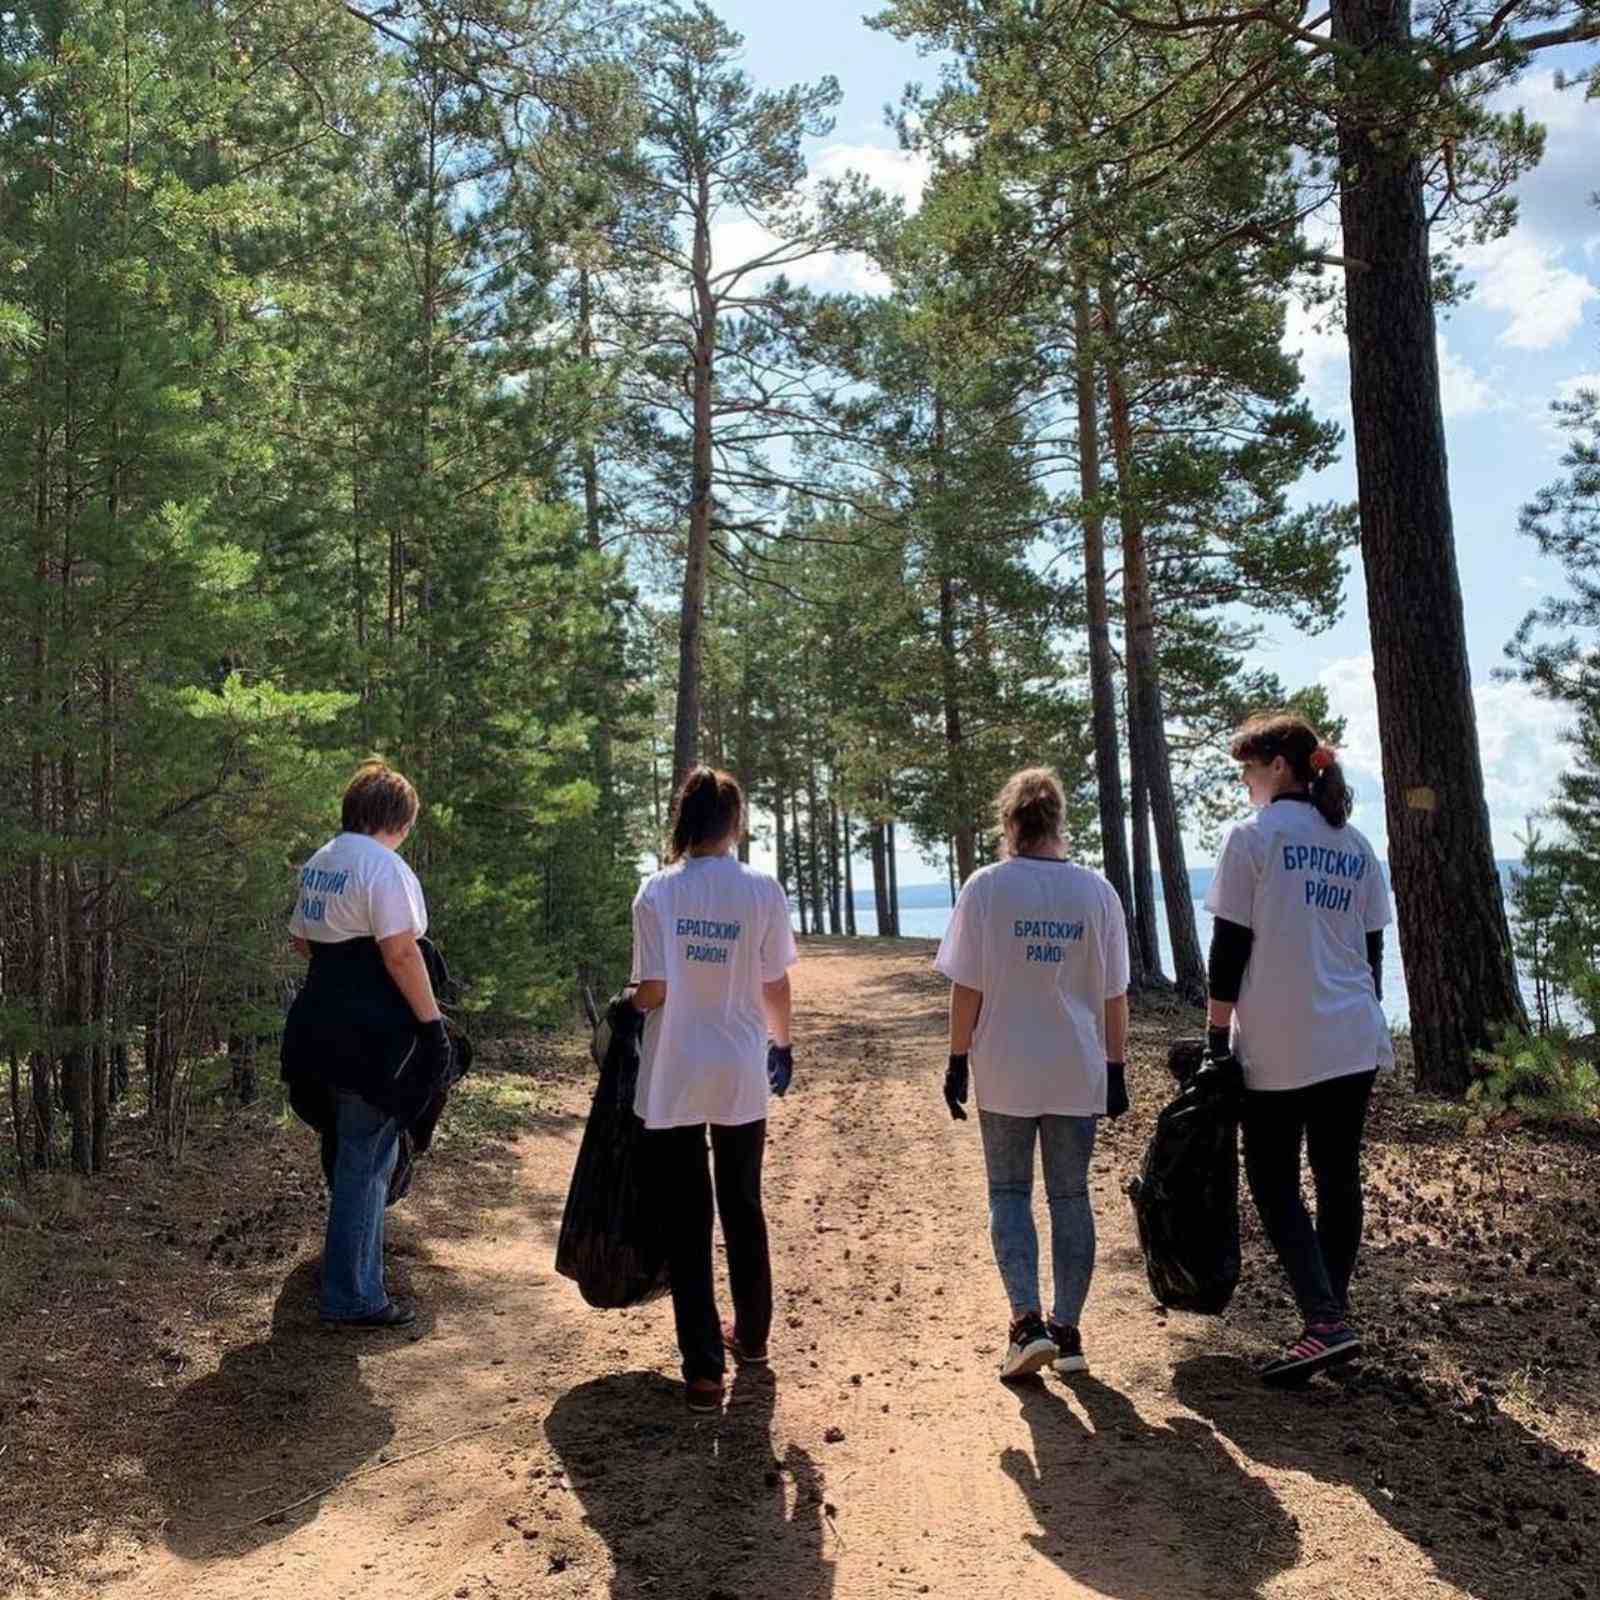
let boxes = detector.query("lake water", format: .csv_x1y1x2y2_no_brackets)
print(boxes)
828,898,1414,1022
795,862,1550,1028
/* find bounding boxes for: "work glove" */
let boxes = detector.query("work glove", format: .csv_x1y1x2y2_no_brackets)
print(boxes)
419,1017,453,1082
944,1053,970,1121
1196,1025,1245,1106
767,1042,794,1098
1105,1060,1129,1120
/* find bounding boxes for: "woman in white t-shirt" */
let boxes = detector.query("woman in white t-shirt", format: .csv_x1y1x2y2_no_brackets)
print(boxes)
934,768,1131,1382
1203,713,1393,1387
284,763,449,1329
629,766,799,1414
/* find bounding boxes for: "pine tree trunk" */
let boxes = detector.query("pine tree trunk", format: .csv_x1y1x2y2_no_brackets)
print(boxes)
806,767,825,935
1333,0,1527,1091
843,812,857,936
577,267,617,831
774,784,788,899
1103,305,1205,1003
1128,703,1163,983
871,820,890,938
672,176,717,788
1075,268,1139,972
791,792,809,937
827,799,842,934
8,1051,25,1190
887,819,902,937
933,392,978,884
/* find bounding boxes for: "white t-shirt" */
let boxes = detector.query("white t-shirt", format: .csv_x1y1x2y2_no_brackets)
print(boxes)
629,854,799,1130
287,832,429,944
1204,798,1393,1091
933,857,1130,1118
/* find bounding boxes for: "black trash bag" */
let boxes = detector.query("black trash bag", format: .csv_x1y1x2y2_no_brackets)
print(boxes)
1125,1038,1243,1315
554,989,671,1310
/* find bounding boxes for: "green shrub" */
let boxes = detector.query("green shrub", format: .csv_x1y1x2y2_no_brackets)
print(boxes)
1468,1027,1600,1129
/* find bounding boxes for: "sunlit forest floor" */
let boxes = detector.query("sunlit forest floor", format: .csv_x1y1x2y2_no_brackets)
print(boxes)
2,937,1597,1600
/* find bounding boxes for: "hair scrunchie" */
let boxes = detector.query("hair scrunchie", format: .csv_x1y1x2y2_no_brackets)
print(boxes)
1309,745,1337,773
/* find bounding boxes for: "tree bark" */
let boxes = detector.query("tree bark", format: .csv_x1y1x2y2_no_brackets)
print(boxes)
806,766,825,935
1333,0,1527,1091
871,819,890,938
1128,689,1163,983
791,792,809,937
843,811,857,935
1103,295,1206,1003
933,392,979,885
886,818,902,937
1075,267,1139,976
671,171,717,789
774,784,788,899
827,798,842,935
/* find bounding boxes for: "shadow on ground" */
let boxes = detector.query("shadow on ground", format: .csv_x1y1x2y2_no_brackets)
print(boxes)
141,1259,396,1560
1002,1375,1299,1599
1174,1354,1599,1600
546,1366,834,1600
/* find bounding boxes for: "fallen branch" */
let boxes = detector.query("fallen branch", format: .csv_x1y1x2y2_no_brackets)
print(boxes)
239,1417,517,1530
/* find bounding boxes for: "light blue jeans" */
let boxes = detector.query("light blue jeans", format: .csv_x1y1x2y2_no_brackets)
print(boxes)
320,1091,400,1319
978,1110,1098,1328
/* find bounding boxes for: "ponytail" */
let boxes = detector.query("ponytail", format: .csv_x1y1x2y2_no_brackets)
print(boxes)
995,766,1068,857
1230,713,1353,829
666,765,744,863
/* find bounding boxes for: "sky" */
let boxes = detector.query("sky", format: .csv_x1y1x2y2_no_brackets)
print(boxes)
703,1,1600,883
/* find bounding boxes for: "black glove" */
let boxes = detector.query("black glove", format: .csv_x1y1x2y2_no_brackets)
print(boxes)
419,1017,453,1081
1197,1026,1245,1106
944,1053,970,1121
1105,1060,1129,1119
767,1042,794,1097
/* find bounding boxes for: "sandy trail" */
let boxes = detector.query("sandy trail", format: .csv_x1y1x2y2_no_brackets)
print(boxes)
67,938,1594,1600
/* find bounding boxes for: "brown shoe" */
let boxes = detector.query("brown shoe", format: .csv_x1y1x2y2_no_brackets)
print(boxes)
722,1322,769,1365
685,1377,725,1414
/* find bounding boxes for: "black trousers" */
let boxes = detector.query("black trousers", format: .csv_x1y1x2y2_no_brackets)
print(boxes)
645,1119,772,1383
1242,1069,1377,1328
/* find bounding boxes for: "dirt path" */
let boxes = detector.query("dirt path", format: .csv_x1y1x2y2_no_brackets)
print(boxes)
55,938,1599,1600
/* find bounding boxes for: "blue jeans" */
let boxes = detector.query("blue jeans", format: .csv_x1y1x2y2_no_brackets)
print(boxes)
978,1110,1098,1328
320,1091,400,1319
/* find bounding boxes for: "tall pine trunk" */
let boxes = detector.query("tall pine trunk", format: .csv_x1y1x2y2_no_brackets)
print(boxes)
843,812,857,935
886,818,902,937
871,820,890,937
933,392,978,884
791,792,809,936
1075,268,1139,975
827,799,842,934
1333,0,1526,1091
1103,292,1205,1003
672,174,717,788
1128,697,1163,983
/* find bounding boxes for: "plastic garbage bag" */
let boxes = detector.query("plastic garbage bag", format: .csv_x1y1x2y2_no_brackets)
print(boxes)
554,989,671,1309
1125,1039,1243,1315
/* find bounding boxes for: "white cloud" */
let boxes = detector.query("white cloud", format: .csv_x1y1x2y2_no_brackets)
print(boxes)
1317,652,1572,857
1460,232,1598,350
1282,293,1349,416
1437,335,1502,418
1282,313,1504,424
1497,68,1590,136
704,139,929,300
813,140,931,208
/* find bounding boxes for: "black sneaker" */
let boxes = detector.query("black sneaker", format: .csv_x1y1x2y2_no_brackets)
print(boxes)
1000,1313,1058,1381
1261,1325,1361,1388
1047,1321,1088,1376
321,1296,417,1330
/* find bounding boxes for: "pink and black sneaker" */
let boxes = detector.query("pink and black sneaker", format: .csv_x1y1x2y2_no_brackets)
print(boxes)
1260,1325,1361,1388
